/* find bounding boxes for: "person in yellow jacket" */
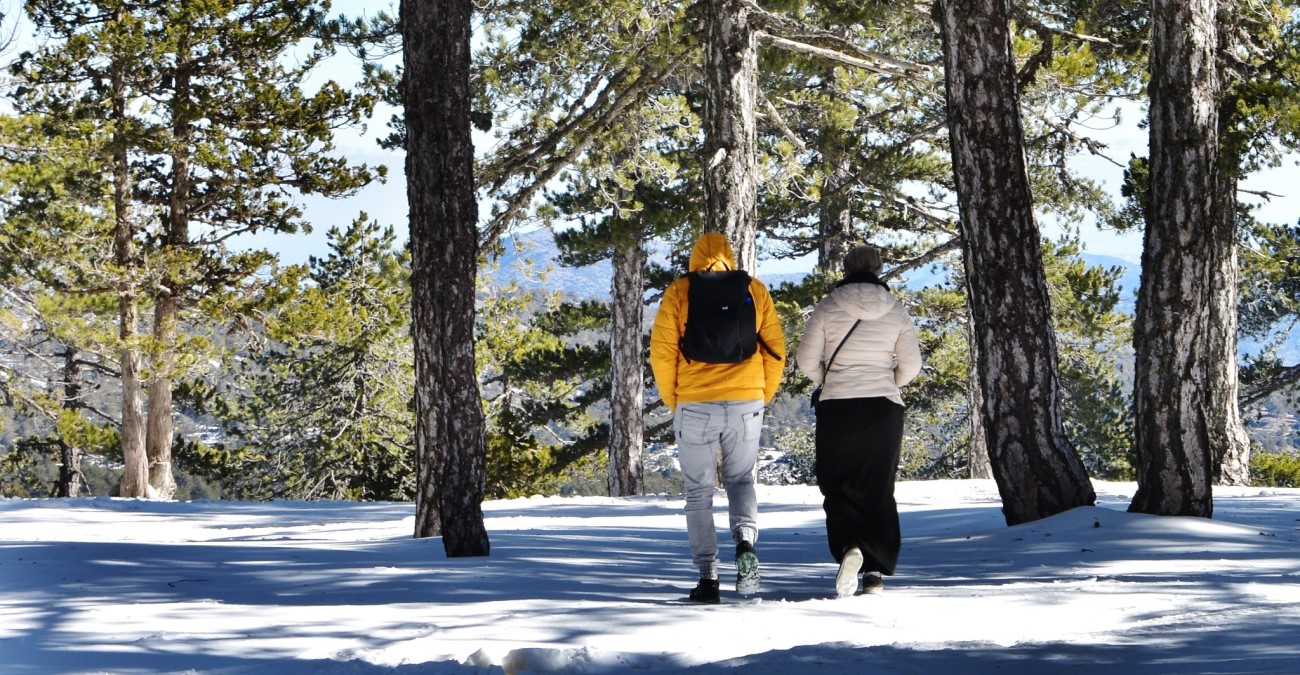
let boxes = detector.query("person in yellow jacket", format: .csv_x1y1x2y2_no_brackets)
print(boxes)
650,232,785,603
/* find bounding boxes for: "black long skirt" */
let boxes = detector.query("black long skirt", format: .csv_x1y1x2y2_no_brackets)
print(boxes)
813,396,905,575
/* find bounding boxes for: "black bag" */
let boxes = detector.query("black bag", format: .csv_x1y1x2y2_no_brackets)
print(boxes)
811,320,861,410
680,270,757,364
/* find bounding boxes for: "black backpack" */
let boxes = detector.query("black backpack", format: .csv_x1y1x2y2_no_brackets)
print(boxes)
680,270,764,364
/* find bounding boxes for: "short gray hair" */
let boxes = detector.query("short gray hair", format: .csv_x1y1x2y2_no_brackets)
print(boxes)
844,244,883,277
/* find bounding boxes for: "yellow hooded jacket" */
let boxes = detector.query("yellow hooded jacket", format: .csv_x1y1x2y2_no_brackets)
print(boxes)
650,233,786,411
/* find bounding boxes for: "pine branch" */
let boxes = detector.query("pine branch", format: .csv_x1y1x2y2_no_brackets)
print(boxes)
479,57,680,251
1031,112,1127,169
1242,363,1300,408
1013,5,1117,46
740,0,932,77
759,91,808,154
479,59,625,193
758,32,924,78
880,236,961,283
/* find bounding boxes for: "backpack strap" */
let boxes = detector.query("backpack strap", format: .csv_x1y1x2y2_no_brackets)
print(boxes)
821,320,862,382
757,334,783,362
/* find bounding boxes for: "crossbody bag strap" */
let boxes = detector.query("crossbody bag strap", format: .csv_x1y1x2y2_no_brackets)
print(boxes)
821,320,862,382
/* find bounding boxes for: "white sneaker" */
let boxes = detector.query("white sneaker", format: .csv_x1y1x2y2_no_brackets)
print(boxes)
836,547,863,598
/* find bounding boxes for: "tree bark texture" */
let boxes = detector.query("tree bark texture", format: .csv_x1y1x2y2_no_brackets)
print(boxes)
57,348,84,498
816,68,856,274
404,0,490,556
146,294,178,500
113,59,148,499
704,0,759,272
1211,87,1251,485
964,321,992,479
1211,167,1250,486
1130,0,1247,515
817,153,855,274
145,60,194,502
607,236,646,497
936,0,1095,525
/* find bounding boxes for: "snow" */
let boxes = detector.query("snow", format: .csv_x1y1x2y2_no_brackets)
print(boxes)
2,480,1298,674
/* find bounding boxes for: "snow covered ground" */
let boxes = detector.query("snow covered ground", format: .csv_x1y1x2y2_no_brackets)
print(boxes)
2,480,1298,674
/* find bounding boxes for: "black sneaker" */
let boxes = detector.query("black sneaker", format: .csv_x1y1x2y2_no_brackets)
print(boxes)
862,571,884,595
689,577,721,604
735,541,760,596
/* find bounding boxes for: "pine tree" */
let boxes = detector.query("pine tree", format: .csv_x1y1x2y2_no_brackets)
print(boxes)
1109,3,1300,484
473,0,698,495
405,0,491,556
13,0,379,498
1130,0,1245,517
1210,0,1300,484
203,218,414,501
936,0,1096,525
749,3,949,275
6,6,154,496
1044,240,1134,480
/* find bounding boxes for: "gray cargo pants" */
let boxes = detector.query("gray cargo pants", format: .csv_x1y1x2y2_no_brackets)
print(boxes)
674,399,764,580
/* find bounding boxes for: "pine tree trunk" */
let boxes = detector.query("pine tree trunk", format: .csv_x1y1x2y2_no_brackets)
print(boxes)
964,321,992,479
936,0,1095,525
607,234,646,497
118,339,148,498
1213,95,1251,487
816,69,855,274
404,0,490,556
703,0,759,272
1130,0,1247,514
56,348,84,498
817,155,854,274
113,58,148,499
1213,163,1250,487
145,64,193,502
146,294,178,500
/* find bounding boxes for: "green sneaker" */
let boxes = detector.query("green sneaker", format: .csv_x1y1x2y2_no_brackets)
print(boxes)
735,541,760,596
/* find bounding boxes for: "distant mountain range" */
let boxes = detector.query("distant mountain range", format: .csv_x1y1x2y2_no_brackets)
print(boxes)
489,228,1295,361
491,228,1142,300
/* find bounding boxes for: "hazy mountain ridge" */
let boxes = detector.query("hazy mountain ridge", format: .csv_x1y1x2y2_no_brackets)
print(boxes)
489,229,1296,364
491,228,1142,297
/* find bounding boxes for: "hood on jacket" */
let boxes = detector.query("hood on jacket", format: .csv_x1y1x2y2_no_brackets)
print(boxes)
829,282,898,322
688,233,738,273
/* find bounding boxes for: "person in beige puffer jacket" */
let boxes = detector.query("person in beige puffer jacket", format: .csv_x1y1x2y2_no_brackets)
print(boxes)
796,243,922,598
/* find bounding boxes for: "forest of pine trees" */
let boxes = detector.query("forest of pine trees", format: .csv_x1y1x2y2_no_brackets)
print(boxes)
2,2,1299,548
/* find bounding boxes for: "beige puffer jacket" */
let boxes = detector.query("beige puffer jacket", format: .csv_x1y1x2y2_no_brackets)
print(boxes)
795,282,922,406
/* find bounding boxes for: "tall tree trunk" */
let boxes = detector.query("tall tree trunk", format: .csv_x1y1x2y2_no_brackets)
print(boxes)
816,68,855,273
112,54,148,499
964,320,992,479
817,155,855,274
146,60,194,502
1212,167,1251,487
146,294,178,500
703,0,759,272
404,0,490,556
936,0,1095,525
1210,21,1252,486
56,348,84,498
1130,0,1245,514
607,224,646,497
